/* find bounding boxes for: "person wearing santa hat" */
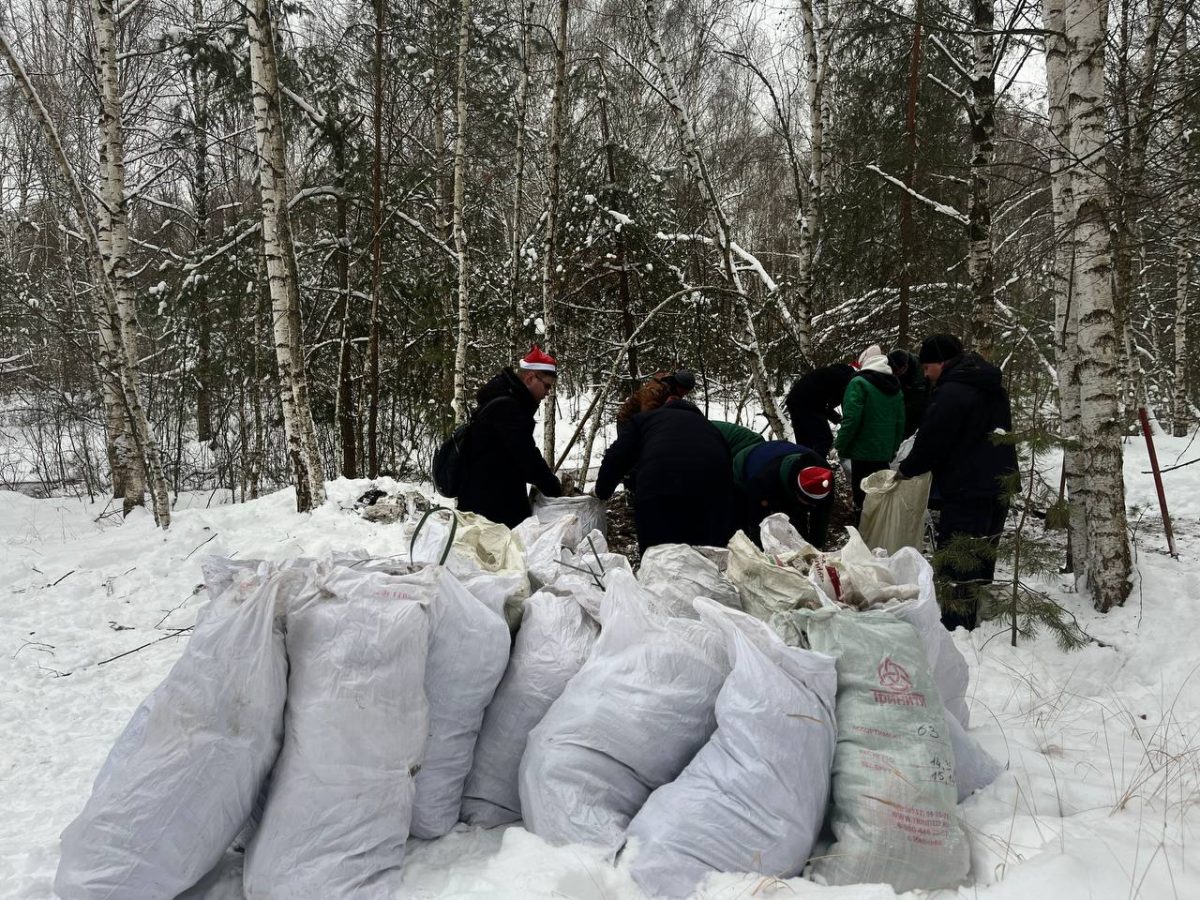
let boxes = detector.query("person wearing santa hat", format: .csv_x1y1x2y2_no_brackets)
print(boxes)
730,435,835,548
455,345,563,527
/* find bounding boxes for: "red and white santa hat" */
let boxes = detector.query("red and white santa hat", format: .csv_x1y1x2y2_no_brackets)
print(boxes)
519,344,558,375
797,466,833,500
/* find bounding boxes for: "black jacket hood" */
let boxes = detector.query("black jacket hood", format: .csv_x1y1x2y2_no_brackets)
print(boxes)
939,352,1006,398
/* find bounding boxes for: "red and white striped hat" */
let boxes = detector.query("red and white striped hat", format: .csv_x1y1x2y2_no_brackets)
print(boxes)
519,344,558,375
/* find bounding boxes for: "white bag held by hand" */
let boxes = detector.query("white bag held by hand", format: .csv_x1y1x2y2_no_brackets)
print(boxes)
410,568,511,839
56,565,288,900
636,543,742,617
243,564,435,899
859,468,932,554
790,608,969,893
625,600,837,899
460,586,600,827
519,570,729,852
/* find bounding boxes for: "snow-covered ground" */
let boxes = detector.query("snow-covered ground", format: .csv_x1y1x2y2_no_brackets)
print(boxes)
2,431,1198,899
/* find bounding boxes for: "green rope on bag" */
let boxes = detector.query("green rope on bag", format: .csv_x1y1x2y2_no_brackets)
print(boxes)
409,505,459,567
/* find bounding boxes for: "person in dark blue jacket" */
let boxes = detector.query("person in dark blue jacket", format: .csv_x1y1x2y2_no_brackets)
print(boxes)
734,440,834,548
898,334,1018,630
595,397,735,553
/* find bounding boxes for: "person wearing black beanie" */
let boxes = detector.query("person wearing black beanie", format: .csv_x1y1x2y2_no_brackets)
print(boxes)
898,334,1017,631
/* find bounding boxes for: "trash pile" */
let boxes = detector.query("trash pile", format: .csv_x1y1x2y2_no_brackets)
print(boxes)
54,497,1000,900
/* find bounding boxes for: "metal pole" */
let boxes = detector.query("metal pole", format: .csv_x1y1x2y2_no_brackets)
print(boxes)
1138,407,1178,558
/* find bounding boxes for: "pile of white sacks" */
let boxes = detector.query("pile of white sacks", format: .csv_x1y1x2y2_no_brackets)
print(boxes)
54,495,1001,900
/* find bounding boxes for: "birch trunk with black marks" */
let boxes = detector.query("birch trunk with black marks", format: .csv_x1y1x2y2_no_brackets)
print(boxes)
191,0,213,445
1064,0,1131,610
1172,16,1193,437
247,0,325,510
364,0,385,475
897,0,924,349
451,0,472,424
643,0,788,438
1043,0,1088,573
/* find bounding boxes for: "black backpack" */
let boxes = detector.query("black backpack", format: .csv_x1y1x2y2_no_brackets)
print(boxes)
431,396,508,497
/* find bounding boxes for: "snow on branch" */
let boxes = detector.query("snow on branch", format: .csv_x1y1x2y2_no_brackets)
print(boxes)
865,165,968,226
393,210,460,263
928,35,971,80
655,232,778,293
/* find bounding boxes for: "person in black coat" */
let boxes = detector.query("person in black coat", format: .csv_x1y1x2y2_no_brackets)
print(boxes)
594,397,736,553
456,346,562,528
887,348,930,439
897,334,1019,630
785,363,856,458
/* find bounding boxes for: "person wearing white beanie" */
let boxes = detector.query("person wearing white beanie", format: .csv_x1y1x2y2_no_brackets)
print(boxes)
834,344,905,522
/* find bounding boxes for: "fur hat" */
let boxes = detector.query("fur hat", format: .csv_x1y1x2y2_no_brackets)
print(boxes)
918,333,964,364
797,466,833,501
519,344,557,375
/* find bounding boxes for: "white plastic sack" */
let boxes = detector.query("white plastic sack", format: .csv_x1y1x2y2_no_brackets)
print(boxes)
408,510,530,629
792,608,969,892
625,600,837,899
243,565,434,899
726,530,824,621
519,570,729,851
636,543,742,618
860,469,933,554
533,492,608,538
56,565,288,900
410,568,511,839
460,586,600,827
514,513,581,589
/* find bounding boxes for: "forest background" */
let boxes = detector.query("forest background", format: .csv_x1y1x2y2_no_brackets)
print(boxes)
1,0,1197,612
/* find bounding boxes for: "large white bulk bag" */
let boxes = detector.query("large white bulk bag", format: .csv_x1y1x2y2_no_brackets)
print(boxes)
460,586,600,827
636,543,742,617
514,514,581,589
519,570,728,852
55,564,288,900
242,565,434,899
409,568,511,839
791,608,970,892
625,600,837,898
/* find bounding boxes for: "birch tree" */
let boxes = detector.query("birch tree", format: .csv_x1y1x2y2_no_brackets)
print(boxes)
246,0,326,511
1063,0,1132,610
1,16,172,527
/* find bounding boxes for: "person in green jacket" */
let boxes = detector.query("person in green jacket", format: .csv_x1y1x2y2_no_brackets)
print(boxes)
834,344,905,523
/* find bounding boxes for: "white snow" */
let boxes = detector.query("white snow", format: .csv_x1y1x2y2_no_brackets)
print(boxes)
2,432,1199,899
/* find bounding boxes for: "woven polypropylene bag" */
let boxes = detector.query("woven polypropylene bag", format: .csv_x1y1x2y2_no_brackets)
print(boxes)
625,600,837,898
518,570,728,852
859,469,932,554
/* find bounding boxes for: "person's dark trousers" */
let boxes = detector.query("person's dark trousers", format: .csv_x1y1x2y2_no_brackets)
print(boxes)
849,459,890,524
935,499,1009,631
790,412,833,459
634,492,735,555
